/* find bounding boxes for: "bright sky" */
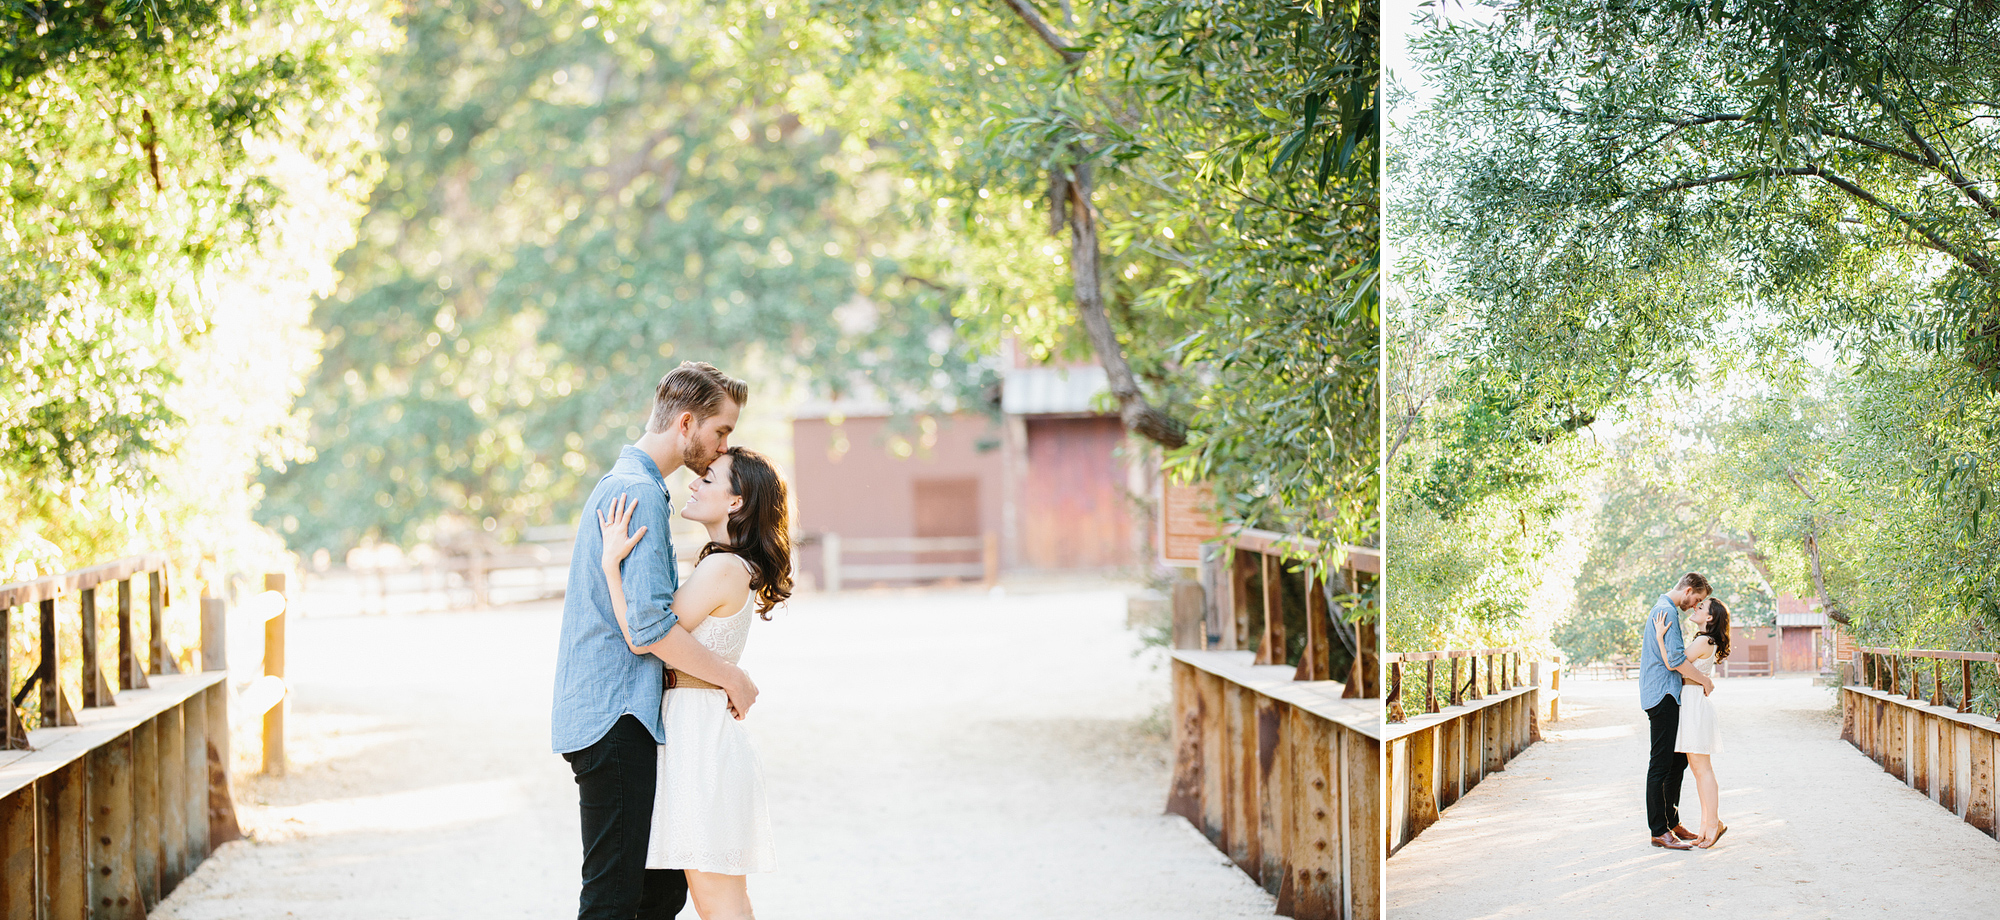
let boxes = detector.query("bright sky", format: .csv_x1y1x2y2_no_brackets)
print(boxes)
1384,0,1423,98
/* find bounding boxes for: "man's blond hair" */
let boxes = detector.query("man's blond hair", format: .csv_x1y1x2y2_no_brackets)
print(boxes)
646,361,748,433
1675,572,1712,595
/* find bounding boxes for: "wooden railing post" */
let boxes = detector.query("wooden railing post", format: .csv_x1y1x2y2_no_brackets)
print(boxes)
201,598,228,673
1295,568,1329,681
1425,659,1437,714
262,574,287,777
118,578,148,692
41,597,77,727
148,570,178,676
1,605,24,749
822,532,842,593
1449,658,1461,707
1387,660,1404,722
80,586,105,708
1255,552,1284,666
1963,659,1975,714
1170,577,1206,651
1229,550,1255,651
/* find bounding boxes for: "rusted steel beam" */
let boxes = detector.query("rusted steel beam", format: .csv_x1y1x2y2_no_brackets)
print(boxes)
1198,670,1225,845
205,682,243,849
1255,697,1288,895
40,761,86,920
134,717,160,908
182,697,210,867
158,706,187,894
1165,660,1204,824
88,733,143,919
1972,731,1997,836
1289,712,1338,919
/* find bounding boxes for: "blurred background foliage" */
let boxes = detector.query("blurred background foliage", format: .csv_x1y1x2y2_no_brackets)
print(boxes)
1389,0,2000,662
4,0,1374,610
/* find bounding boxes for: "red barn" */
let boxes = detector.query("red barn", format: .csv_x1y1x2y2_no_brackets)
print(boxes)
790,364,1145,588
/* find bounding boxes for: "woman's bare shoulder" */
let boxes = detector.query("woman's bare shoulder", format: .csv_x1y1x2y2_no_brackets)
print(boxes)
687,552,753,587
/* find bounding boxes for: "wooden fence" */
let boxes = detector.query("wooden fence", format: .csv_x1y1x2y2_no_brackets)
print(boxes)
1166,532,1380,920
818,533,999,591
1381,648,1556,854
1842,646,2000,838
1193,528,1380,691
0,555,272,916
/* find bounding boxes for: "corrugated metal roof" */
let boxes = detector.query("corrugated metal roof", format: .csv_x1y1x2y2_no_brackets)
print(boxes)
1001,365,1110,415
1776,611,1827,627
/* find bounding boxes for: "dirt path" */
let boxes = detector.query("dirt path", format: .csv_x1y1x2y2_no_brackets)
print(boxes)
152,582,1276,920
1388,675,2000,918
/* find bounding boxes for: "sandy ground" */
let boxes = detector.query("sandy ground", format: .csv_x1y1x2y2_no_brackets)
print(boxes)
151,581,1277,920
1388,674,2000,919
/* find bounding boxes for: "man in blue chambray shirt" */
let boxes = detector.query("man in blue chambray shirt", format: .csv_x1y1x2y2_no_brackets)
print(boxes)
552,361,759,920
1639,572,1717,850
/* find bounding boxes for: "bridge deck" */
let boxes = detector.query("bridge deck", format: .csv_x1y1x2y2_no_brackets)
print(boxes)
1389,675,2000,918
150,582,1277,919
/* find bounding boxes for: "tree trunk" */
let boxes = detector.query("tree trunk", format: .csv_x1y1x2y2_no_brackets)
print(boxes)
1062,163,1188,448
1784,468,1854,626
995,0,1188,449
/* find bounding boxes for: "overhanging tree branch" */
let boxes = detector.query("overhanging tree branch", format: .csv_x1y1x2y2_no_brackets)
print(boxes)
1642,164,1995,275
996,0,1082,65
1856,81,2000,226
992,0,1189,448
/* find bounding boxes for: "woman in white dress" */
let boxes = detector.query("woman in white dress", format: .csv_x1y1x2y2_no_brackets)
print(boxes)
597,447,792,920
1654,596,1731,848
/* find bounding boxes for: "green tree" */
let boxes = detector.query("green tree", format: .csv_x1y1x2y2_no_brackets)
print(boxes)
1392,1,2000,653
1,0,384,580
257,0,986,553
806,0,1380,555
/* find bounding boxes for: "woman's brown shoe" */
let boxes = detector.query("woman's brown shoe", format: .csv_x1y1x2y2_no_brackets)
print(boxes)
1697,824,1728,848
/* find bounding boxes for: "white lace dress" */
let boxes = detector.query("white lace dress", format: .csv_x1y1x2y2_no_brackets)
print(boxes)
1675,652,1723,755
644,576,775,874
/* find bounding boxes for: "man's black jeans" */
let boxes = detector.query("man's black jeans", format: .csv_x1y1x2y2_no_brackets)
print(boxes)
1644,696,1688,837
566,714,687,920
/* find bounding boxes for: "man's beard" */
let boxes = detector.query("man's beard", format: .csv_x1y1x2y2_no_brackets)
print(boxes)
683,440,715,474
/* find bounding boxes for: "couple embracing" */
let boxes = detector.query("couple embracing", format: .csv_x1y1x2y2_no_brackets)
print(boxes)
551,362,790,920
1641,572,1733,851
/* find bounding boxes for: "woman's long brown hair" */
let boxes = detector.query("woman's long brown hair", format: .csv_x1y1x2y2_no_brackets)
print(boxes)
1702,599,1732,661
697,447,793,618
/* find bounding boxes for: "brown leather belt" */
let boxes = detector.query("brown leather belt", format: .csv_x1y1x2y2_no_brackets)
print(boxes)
668,669,722,691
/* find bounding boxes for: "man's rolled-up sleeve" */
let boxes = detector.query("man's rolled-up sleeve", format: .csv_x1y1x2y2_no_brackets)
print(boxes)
618,492,678,647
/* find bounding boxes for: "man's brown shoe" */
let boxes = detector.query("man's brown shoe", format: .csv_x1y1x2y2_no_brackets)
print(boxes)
1650,832,1694,850
1671,824,1701,842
